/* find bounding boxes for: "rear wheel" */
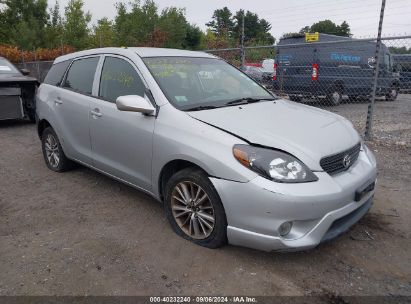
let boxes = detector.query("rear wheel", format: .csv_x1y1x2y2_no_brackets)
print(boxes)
386,86,398,101
326,86,343,106
41,127,73,172
164,168,227,249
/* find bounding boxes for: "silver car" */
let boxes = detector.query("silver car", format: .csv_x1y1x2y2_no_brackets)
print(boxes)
36,48,377,252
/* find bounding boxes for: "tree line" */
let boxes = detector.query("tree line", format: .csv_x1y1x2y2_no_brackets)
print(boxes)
0,0,277,52
2,0,409,60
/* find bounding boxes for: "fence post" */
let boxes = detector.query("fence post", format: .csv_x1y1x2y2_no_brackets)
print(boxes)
21,49,26,68
365,0,386,140
240,15,245,69
34,49,40,80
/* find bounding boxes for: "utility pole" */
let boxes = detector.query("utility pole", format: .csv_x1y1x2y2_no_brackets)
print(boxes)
240,14,245,69
365,0,386,140
99,30,103,48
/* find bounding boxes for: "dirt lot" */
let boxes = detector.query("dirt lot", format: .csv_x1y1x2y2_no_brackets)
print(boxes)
0,95,410,297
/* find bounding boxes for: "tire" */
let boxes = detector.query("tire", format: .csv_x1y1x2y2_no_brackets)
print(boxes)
326,86,343,106
41,127,73,172
386,86,398,101
164,168,227,249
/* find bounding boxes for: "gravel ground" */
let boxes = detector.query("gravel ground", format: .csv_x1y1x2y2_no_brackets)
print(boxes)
0,95,410,297
313,94,411,147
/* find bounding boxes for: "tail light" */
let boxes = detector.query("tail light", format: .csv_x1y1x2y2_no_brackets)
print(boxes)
312,63,319,81
273,63,277,81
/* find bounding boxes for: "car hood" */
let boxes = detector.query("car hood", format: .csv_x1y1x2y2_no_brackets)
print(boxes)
187,99,360,171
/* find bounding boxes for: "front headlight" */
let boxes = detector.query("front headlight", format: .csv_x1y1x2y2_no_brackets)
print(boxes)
233,144,318,183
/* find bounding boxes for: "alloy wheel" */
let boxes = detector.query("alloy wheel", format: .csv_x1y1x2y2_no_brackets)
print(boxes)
331,91,342,105
390,88,397,99
44,134,60,168
171,181,215,240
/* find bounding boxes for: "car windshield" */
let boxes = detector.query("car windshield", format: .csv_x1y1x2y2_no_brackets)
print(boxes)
143,56,275,111
0,58,20,75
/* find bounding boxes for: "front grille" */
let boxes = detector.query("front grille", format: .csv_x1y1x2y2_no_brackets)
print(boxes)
320,142,361,175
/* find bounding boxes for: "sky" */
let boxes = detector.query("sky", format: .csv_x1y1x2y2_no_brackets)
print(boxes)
49,0,411,41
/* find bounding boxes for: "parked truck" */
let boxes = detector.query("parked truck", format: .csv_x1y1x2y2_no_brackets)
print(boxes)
273,33,400,105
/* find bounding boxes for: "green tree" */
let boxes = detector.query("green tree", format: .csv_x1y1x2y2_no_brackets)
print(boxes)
388,46,411,54
63,0,91,50
233,10,275,45
300,20,351,37
183,24,202,50
0,0,49,49
158,7,188,48
44,1,64,49
339,21,351,37
113,2,131,46
113,0,159,47
91,17,115,48
113,0,201,49
206,7,235,38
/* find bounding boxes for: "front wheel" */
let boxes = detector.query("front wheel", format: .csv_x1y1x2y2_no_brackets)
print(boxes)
164,168,227,249
386,86,398,101
326,86,343,106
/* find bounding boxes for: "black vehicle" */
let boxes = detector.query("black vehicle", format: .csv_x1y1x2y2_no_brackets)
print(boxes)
273,33,400,105
0,56,38,122
393,54,411,92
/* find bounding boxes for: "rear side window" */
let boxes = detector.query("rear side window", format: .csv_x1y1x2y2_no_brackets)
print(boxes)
63,57,99,95
43,60,71,86
99,56,145,102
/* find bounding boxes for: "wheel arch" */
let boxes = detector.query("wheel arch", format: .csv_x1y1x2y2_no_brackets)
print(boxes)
333,80,345,93
392,79,401,88
37,119,52,139
158,159,210,202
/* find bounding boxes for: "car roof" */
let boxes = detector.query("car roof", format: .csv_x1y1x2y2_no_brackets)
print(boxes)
54,47,217,64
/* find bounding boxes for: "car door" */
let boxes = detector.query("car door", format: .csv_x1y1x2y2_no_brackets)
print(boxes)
89,55,155,191
56,56,100,165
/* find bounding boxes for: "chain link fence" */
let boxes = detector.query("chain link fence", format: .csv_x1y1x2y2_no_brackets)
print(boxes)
9,35,410,146
206,35,411,146
15,60,54,83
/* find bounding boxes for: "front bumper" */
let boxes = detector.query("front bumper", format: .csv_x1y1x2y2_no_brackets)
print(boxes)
211,146,377,252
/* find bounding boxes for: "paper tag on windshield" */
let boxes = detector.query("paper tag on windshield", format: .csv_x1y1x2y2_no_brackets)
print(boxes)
0,66,12,71
175,96,188,103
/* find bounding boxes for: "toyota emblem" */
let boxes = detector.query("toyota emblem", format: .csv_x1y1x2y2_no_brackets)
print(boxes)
342,154,352,168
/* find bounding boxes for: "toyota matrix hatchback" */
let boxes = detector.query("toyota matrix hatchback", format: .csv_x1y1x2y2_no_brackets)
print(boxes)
36,48,377,252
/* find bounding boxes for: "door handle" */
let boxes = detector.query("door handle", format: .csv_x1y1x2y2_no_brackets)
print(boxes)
90,109,102,118
54,98,63,105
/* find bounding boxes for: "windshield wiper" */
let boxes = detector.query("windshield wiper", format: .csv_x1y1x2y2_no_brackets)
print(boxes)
225,97,276,106
185,105,220,111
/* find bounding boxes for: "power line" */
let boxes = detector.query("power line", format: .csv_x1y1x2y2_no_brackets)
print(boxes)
254,0,408,15
190,1,410,30
260,5,410,21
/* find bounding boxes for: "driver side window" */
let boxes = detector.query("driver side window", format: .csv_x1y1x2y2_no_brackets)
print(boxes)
99,56,145,103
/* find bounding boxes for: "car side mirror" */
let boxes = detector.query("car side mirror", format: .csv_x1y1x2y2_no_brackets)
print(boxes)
116,95,155,114
20,69,30,76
